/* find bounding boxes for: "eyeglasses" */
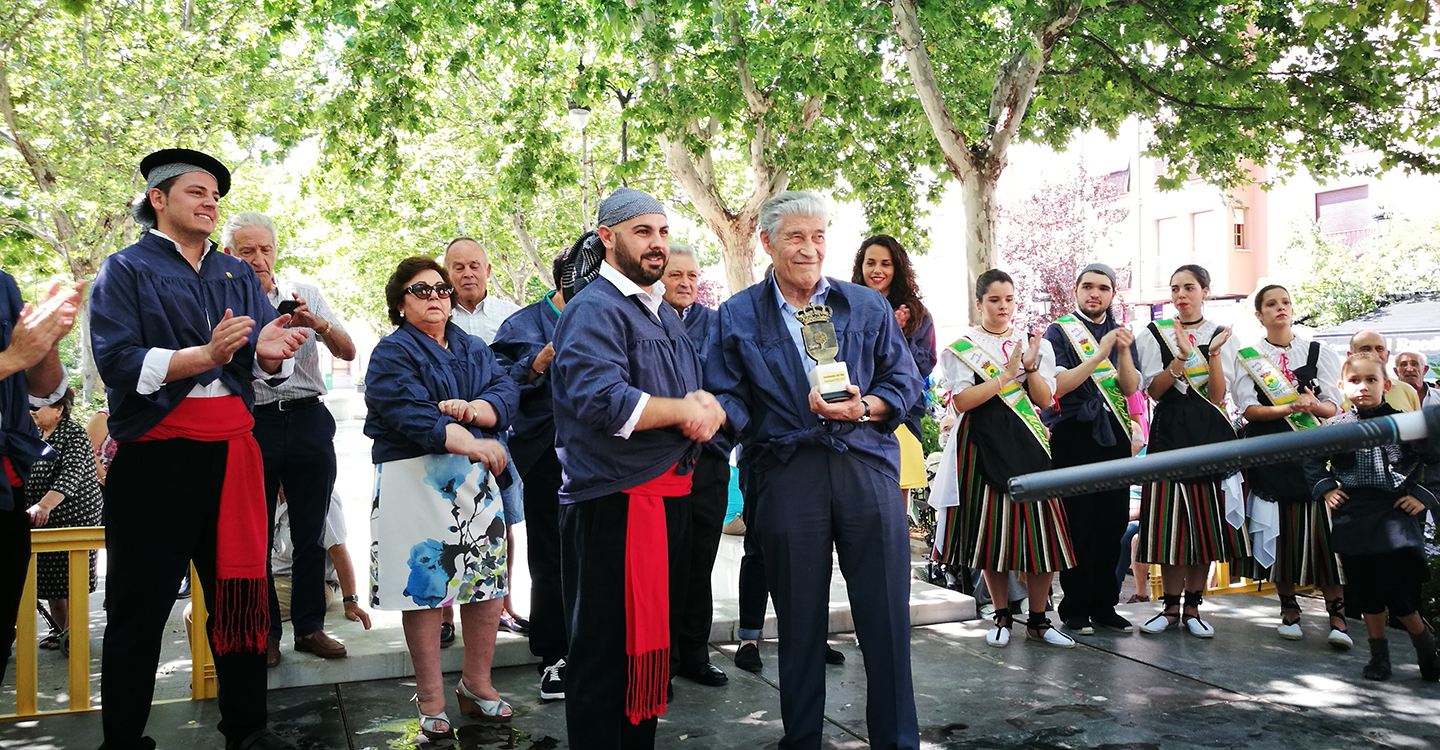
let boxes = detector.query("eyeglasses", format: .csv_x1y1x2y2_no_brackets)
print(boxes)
405,282,454,300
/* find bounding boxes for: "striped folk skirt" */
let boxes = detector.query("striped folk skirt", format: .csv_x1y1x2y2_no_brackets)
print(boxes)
935,420,1075,574
1269,500,1345,587
1138,479,1250,567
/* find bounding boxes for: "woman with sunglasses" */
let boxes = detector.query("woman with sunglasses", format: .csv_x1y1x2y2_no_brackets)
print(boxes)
364,256,520,739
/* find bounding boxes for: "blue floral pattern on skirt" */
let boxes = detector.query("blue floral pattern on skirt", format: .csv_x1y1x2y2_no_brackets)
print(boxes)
370,453,507,611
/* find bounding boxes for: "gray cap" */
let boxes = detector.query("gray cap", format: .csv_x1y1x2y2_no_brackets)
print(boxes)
597,188,665,228
1076,262,1117,287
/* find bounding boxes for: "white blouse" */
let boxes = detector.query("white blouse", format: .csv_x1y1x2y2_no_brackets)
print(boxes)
941,326,1056,411
1136,318,1240,396
1231,333,1343,413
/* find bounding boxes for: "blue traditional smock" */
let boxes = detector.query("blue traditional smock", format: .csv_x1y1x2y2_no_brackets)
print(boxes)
89,231,284,441
705,275,922,479
491,291,562,477
551,266,703,504
363,321,519,611
0,271,59,512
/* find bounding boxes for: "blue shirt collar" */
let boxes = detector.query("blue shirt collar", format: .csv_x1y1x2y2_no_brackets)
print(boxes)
772,275,831,315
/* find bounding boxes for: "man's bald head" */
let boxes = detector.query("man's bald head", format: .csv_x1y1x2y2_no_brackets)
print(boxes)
445,237,491,310
1349,330,1389,359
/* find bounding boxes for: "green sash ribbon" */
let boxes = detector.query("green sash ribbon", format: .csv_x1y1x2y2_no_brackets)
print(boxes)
1237,346,1320,431
1152,319,1226,416
949,337,1050,455
1055,314,1134,440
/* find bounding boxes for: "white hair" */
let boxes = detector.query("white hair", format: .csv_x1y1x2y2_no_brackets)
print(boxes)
667,242,696,258
759,191,828,238
1398,351,1429,368
221,211,278,251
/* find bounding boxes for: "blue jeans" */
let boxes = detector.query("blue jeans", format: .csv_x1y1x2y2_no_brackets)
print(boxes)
1117,520,1141,588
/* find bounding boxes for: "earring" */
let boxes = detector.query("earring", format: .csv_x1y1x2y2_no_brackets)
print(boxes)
399,310,405,318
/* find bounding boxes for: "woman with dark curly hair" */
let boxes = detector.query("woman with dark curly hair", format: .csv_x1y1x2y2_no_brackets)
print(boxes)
853,234,935,489
364,256,520,738
26,387,102,650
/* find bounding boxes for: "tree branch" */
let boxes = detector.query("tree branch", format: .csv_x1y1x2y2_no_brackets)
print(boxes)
1070,32,1265,113
509,210,553,288
891,0,976,179
0,216,60,250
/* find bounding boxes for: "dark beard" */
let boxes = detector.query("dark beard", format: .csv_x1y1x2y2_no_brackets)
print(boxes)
614,238,665,286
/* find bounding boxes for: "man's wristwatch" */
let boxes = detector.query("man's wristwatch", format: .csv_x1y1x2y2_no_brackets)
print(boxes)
858,399,872,422
342,595,359,604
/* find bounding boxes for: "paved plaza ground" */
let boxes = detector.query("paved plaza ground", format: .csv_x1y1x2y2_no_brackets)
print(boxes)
6,593,1440,749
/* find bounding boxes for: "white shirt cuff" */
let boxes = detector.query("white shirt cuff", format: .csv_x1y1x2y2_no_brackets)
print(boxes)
254,356,295,381
138,348,175,395
615,392,650,439
39,364,68,403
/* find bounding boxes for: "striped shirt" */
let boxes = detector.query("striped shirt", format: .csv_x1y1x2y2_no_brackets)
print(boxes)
254,276,347,405
450,294,521,345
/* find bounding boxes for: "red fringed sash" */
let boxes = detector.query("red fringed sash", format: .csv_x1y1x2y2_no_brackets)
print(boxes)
134,396,269,656
623,465,693,724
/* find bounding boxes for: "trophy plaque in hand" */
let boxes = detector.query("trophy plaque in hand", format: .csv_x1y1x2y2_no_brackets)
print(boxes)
796,303,853,403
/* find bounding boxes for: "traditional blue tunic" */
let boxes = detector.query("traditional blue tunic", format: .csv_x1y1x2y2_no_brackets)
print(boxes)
901,313,936,440
705,275,922,750
363,322,518,464
490,292,562,477
90,231,280,441
679,303,717,366
0,271,51,512
1042,310,1138,447
551,276,702,504
706,275,921,480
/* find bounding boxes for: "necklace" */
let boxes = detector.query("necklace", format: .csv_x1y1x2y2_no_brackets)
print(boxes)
1265,335,1294,350
1178,317,1204,327
980,323,1011,337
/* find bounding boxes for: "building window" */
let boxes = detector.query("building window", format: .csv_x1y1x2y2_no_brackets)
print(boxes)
1104,167,1131,195
1233,223,1245,249
1315,185,1370,245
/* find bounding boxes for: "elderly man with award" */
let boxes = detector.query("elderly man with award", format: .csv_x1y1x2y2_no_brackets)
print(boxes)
706,191,924,750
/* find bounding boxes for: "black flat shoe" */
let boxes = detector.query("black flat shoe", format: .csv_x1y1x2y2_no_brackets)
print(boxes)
677,662,729,686
1092,610,1134,633
734,642,763,673
826,645,845,665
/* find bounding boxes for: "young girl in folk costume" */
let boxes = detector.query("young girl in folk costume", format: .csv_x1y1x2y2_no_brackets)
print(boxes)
932,269,1076,648
1233,284,1350,648
1134,264,1247,638
1304,353,1440,681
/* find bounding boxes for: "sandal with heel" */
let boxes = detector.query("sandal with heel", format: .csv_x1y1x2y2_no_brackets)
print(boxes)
1325,598,1353,651
1139,593,1181,634
1277,594,1303,640
986,607,1013,648
457,678,513,722
410,694,452,740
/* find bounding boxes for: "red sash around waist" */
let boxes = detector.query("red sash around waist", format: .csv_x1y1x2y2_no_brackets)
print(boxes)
135,397,268,656
623,465,693,724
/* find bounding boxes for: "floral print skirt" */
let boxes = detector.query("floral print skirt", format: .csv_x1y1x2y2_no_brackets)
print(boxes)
369,453,507,611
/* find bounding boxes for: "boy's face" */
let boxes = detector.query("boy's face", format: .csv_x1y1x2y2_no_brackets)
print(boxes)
1341,360,1390,408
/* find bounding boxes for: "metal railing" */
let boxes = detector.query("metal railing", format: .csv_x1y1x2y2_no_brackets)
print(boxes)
5,526,215,721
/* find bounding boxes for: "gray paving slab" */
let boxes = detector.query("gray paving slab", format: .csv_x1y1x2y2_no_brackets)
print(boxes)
0,684,347,750
335,647,860,750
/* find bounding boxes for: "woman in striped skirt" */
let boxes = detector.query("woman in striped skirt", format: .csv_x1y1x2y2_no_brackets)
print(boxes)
1134,265,1246,638
1234,284,1350,648
935,269,1076,649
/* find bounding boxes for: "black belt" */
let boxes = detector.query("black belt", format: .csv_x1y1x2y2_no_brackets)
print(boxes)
255,395,322,413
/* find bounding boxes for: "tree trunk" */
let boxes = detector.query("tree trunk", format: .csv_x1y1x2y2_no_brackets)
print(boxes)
75,299,102,402
713,219,759,293
960,170,999,289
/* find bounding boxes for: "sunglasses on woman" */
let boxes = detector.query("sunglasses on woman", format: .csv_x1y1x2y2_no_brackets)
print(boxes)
405,282,454,300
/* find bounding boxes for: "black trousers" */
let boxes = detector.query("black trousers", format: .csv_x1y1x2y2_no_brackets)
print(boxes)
1053,418,1131,622
254,403,337,640
673,450,730,670
0,508,29,685
755,447,918,750
736,458,768,639
560,491,689,750
101,439,268,750
524,445,566,665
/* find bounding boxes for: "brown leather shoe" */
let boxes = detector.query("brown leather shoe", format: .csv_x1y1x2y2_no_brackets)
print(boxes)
294,630,347,658
266,637,281,668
